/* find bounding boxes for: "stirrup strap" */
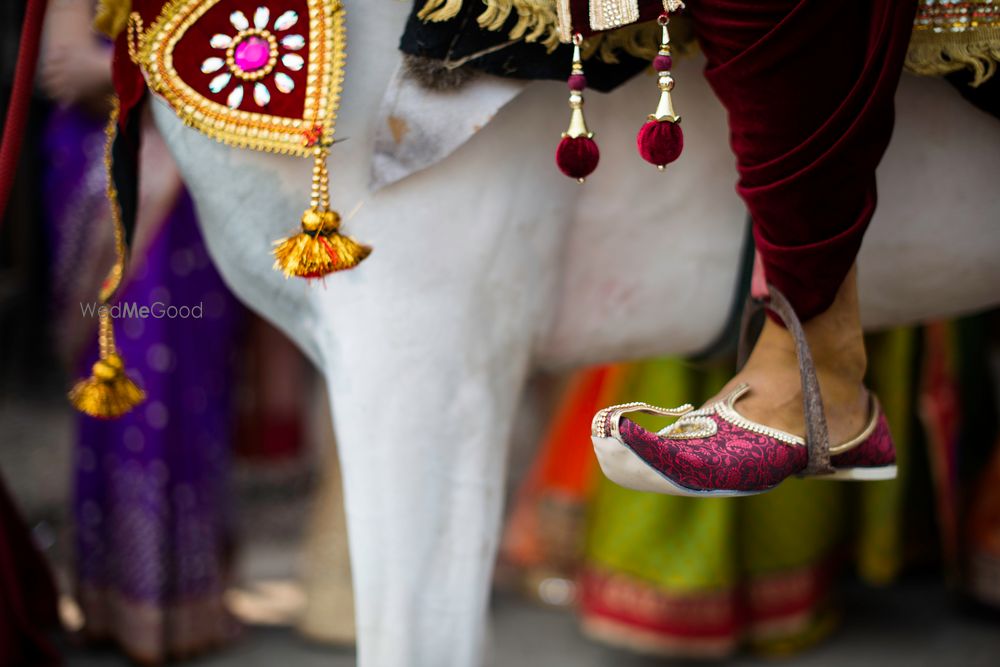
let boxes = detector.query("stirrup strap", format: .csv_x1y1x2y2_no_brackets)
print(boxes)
737,286,834,475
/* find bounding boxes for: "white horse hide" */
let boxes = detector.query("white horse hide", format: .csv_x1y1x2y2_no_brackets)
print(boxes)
150,3,1000,665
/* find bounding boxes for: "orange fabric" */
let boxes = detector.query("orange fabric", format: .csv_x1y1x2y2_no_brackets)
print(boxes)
501,365,629,569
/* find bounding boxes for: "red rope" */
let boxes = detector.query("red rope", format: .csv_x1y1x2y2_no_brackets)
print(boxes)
0,0,49,223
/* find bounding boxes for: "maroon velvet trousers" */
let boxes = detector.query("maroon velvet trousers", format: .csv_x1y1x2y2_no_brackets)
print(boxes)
687,0,917,320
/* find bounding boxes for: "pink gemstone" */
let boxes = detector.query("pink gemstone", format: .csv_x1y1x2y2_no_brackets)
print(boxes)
653,54,673,72
234,36,270,72
568,74,587,91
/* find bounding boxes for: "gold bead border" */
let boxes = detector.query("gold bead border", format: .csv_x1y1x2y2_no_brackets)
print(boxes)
135,0,344,157
914,3,1000,34
225,28,279,81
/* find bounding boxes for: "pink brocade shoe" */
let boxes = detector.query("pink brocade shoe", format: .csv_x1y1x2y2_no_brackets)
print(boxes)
589,284,897,497
590,383,897,497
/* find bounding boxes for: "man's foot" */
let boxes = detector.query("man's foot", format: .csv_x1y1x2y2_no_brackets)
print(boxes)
706,267,869,445
590,266,896,497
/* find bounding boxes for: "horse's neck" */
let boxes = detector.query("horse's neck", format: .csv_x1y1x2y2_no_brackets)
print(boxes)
157,5,1000,373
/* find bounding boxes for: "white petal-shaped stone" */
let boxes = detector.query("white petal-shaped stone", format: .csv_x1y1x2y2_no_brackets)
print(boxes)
208,73,231,93
254,6,270,30
227,85,244,109
201,57,225,73
274,72,294,94
281,53,304,71
210,33,232,49
253,82,271,107
230,11,249,31
281,34,305,51
273,10,298,31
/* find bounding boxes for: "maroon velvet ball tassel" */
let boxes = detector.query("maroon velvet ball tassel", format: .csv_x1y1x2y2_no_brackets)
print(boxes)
556,135,600,180
556,35,598,182
639,12,684,170
637,119,683,168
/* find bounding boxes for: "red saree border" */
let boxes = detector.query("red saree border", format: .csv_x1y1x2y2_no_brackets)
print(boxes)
578,559,837,656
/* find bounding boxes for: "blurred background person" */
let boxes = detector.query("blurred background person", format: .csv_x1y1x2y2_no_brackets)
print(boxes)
39,1,245,661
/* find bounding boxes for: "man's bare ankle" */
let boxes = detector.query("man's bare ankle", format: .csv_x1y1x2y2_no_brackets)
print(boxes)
748,314,866,387
812,337,867,383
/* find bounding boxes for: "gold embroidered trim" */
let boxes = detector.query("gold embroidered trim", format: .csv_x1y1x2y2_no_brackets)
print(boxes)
591,401,693,441
906,0,1000,85
131,0,345,157
589,1,640,34
556,0,573,43
657,412,718,440
419,0,687,59
715,384,882,452
715,385,805,446
596,383,882,452
907,26,1000,85
828,395,881,456
422,0,1000,83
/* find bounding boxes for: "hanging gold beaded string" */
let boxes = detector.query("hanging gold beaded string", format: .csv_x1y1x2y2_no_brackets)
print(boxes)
273,136,370,277
314,146,330,215
69,99,146,418
299,144,333,238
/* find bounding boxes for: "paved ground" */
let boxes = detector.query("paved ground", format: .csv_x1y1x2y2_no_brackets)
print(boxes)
63,582,1000,666
5,395,1000,666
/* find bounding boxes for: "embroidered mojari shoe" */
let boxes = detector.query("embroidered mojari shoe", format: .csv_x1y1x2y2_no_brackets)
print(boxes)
590,383,896,497
589,285,897,497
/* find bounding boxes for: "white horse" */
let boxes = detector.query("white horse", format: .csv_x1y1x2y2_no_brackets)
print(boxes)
149,3,1000,665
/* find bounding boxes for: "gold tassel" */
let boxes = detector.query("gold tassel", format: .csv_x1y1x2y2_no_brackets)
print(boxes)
273,148,371,278
69,99,145,419
272,210,371,277
94,0,133,39
69,309,146,419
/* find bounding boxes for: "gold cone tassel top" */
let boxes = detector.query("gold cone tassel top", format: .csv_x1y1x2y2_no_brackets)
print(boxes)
564,42,594,139
650,18,680,122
